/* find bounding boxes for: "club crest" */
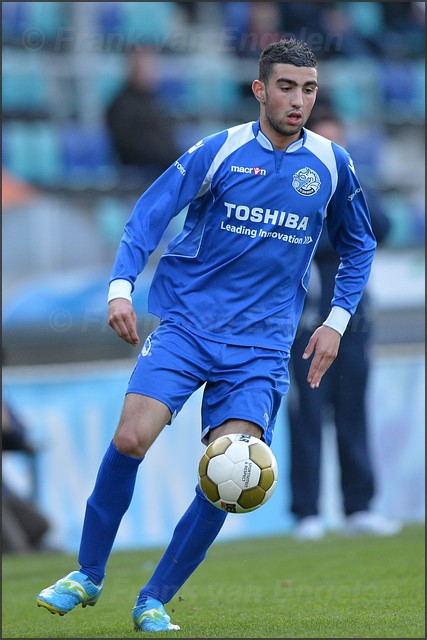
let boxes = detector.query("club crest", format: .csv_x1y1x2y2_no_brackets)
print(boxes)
292,167,321,196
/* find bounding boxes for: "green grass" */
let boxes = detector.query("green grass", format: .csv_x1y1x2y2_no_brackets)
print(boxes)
2,524,425,638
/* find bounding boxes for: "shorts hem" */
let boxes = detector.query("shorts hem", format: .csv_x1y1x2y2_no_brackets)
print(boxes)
202,413,269,445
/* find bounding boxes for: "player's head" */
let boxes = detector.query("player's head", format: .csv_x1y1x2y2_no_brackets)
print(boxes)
253,38,318,140
258,38,317,85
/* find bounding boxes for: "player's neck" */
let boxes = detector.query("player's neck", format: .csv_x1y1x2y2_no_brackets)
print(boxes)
259,118,303,151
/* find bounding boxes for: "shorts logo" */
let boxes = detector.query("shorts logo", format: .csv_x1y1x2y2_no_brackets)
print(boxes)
264,413,270,428
141,335,152,357
292,167,321,196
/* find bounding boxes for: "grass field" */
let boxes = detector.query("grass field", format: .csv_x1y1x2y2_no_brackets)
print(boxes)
2,524,425,638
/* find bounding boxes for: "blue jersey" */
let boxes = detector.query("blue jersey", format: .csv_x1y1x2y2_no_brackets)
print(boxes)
110,120,376,352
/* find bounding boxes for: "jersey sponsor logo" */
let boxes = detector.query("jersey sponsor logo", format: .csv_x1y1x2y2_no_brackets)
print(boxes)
224,202,309,230
231,165,267,176
292,167,321,196
188,140,204,154
174,160,186,176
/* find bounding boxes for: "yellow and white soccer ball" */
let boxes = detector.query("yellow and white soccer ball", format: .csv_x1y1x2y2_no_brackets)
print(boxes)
198,433,278,513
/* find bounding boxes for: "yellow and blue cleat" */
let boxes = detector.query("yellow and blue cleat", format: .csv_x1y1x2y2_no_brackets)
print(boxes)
36,571,104,616
132,596,180,632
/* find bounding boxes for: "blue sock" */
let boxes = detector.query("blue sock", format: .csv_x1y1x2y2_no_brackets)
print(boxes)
137,485,227,606
78,441,143,585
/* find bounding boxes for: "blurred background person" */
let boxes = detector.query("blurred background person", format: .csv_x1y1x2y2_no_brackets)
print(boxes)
221,2,284,58
106,43,181,181
2,396,51,553
287,106,400,540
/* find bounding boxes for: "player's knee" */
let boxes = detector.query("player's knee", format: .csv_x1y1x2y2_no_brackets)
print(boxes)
113,430,150,458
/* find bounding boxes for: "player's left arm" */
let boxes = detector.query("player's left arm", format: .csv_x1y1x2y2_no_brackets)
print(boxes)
304,148,377,387
302,325,341,389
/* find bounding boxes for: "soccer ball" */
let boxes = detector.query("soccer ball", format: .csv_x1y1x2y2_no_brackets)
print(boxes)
198,433,278,513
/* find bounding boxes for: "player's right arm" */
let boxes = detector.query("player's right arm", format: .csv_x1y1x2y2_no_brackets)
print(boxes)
107,130,228,344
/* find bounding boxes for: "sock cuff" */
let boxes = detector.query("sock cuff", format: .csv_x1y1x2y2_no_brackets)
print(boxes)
102,441,144,477
195,484,228,522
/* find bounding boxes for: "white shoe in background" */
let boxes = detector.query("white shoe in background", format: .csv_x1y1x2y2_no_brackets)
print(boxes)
345,511,401,536
293,516,325,540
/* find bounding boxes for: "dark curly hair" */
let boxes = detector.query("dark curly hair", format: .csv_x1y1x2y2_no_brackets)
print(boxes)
259,38,317,84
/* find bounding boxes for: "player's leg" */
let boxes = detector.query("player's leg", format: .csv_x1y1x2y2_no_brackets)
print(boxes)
37,320,206,618
77,394,172,582
133,417,261,632
36,393,171,616
134,344,289,632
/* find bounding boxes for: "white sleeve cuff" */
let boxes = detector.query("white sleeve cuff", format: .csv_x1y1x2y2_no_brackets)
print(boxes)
322,306,351,336
108,279,133,303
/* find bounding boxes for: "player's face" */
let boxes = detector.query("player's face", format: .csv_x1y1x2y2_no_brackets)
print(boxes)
262,64,318,141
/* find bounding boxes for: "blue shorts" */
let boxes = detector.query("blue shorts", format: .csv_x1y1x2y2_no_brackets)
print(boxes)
127,320,290,446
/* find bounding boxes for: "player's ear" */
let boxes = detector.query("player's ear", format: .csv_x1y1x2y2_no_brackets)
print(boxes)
252,79,265,103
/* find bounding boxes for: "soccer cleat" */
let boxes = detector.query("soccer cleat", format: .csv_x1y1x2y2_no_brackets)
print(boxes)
132,596,180,632
36,570,104,616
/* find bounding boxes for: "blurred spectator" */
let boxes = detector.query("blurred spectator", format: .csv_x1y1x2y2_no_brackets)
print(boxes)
175,0,200,24
105,44,180,180
222,2,284,58
2,398,51,553
279,2,329,53
318,3,383,58
381,1,425,59
287,107,401,540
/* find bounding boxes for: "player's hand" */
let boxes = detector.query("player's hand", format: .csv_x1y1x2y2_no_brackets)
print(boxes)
302,325,341,389
108,298,140,346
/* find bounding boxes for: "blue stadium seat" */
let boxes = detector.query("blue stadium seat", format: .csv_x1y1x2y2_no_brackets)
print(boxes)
2,2,66,43
27,2,66,41
2,54,49,114
86,52,127,114
182,57,241,116
342,2,384,39
1,2,29,39
94,196,129,247
94,2,125,36
379,193,417,248
3,122,63,185
328,59,380,121
381,62,419,116
61,124,117,183
413,60,425,119
346,126,386,178
121,2,178,44
94,2,178,43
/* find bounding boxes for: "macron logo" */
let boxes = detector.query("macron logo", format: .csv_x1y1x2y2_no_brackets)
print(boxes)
231,165,267,176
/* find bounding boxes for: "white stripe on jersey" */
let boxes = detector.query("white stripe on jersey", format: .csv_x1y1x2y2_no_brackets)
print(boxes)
196,123,255,198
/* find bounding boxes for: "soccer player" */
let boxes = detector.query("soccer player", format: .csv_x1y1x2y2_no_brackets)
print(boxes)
36,38,376,632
